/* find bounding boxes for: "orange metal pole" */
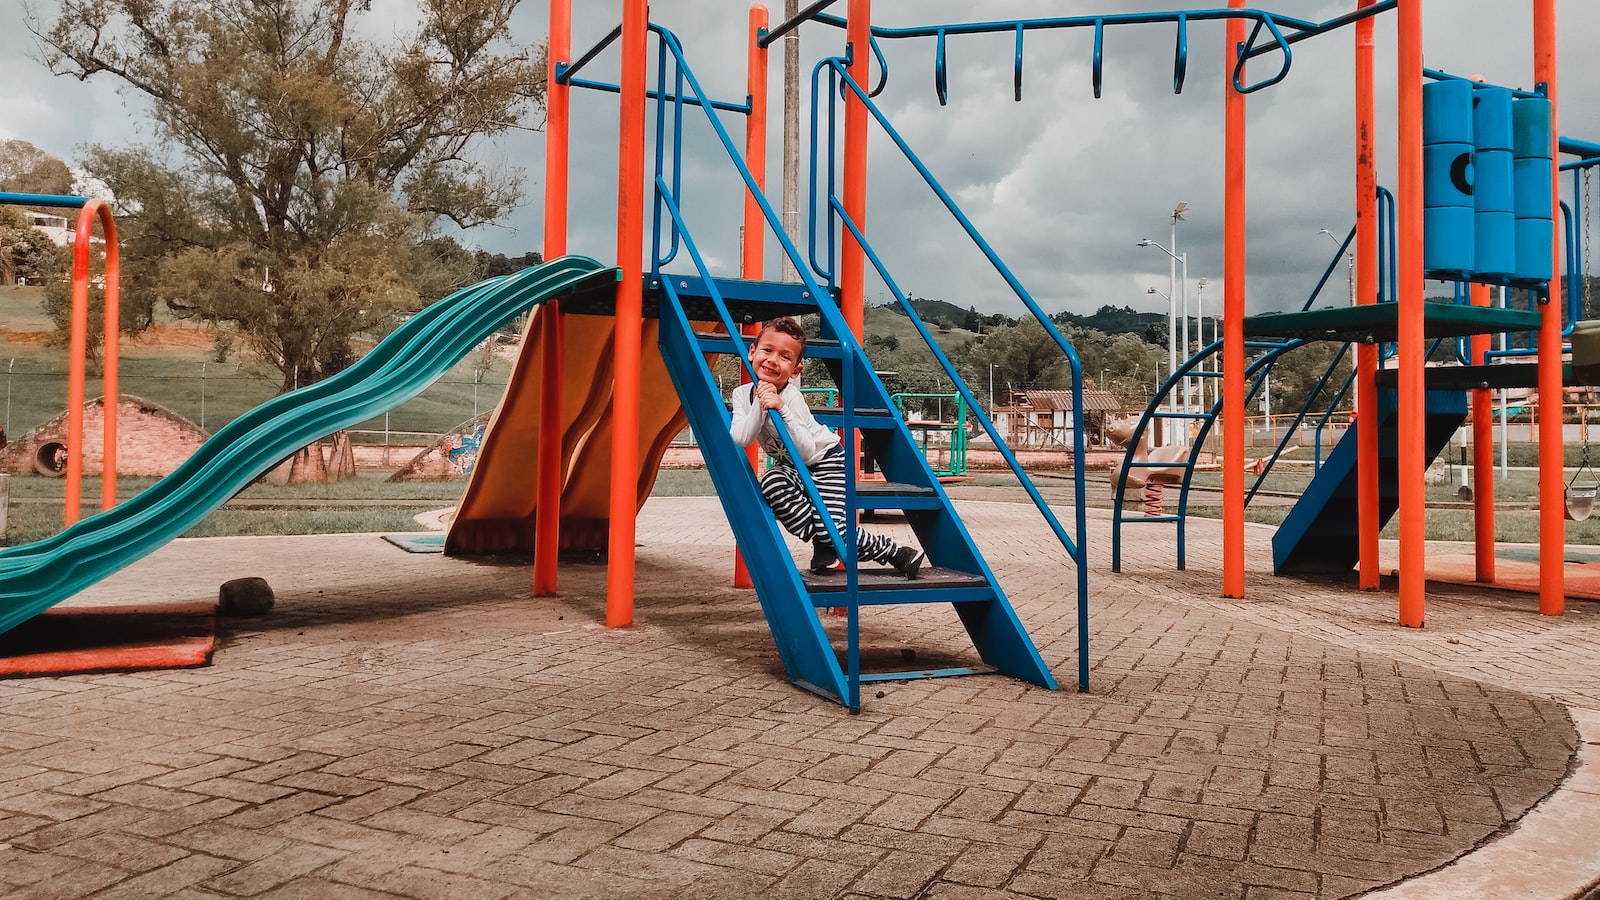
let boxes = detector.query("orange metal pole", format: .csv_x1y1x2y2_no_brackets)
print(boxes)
607,0,648,628
534,0,572,597
65,215,89,525
1354,0,1381,590
95,201,118,509
840,0,869,338
733,4,770,591
1221,0,1246,598
1469,283,1495,582
65,199,120,524
1534,0,1564,615
1395,0,1426,627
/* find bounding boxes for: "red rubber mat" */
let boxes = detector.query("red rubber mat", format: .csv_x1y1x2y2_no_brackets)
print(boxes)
0,602,216,677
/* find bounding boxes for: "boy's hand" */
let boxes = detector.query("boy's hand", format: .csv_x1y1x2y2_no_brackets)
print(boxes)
754,382,783,411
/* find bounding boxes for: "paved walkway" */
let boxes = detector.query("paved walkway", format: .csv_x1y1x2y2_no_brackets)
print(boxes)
1,496,1597,899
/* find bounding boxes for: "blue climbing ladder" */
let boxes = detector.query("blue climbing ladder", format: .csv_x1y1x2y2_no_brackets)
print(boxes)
652,276,1057,711
1273,387,1468,574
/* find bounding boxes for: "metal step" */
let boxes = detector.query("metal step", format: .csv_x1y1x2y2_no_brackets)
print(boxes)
802,564,991,600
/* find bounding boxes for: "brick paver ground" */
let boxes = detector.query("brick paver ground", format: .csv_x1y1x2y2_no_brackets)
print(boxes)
0,495,1591,899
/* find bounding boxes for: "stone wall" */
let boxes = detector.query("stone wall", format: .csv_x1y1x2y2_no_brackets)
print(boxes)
0,396,208,477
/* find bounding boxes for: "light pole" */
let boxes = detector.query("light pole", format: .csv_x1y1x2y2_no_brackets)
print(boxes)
1195,277,1209,411
1171,203,1188,422
1319,228,1355,305
989,363,999,413
1138,221,1190,435
1146,284,1181,446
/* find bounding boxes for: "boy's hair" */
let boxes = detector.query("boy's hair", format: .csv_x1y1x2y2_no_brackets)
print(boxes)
758,316,808,357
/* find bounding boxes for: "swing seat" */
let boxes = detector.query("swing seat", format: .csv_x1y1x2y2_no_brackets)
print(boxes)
1566,485,1597,522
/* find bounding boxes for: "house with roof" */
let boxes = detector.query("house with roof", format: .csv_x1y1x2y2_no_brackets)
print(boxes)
990,387,1126,449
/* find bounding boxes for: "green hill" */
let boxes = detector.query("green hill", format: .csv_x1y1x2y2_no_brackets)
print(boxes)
864,303,983,352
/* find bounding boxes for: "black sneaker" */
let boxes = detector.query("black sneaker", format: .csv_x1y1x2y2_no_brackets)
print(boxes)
810,540,839,574
890,546,924,580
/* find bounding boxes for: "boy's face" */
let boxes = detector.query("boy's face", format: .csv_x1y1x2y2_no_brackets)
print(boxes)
749,329,804,388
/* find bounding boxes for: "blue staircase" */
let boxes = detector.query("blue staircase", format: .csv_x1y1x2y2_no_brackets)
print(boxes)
654,276,1057,711
1273,387,1468,574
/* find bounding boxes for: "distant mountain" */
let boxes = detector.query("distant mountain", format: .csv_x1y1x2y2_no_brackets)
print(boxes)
1053,304,1168,337
885,297,1169,343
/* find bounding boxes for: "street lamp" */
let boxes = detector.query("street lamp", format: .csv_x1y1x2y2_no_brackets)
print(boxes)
989,363,999,413
1141,225,1190,445
1194,277,1210,411
1138,233,1189,411
1319,228,1355,305
1145,284,1181,446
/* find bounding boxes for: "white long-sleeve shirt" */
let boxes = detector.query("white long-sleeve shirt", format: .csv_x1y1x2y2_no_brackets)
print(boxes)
728,381,839,467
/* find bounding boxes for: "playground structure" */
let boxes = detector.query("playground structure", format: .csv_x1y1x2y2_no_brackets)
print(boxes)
0,2,1593,712
431,0,1595,697
889,392,968,478
1099,2,1595,624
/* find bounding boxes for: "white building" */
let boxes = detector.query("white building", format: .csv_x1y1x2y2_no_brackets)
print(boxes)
26,210,73,247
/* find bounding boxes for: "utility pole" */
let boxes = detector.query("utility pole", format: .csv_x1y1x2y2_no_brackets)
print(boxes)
779,0,801,283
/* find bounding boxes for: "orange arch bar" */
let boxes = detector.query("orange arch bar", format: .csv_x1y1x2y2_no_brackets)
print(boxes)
65,199,120,526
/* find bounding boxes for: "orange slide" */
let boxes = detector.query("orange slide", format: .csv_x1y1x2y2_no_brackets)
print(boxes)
446,306,701,556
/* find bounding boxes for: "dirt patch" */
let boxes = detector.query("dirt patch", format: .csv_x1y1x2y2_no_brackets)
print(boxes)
0,322,217,352
0,329,51,346
127,323,216,352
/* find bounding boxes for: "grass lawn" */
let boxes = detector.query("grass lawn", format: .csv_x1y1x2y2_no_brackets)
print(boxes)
2,468,723,546
7,282,1595,548
0,284,512,439
947,461,1600,545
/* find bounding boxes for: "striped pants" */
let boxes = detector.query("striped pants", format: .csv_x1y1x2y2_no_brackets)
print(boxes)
761,446,898,562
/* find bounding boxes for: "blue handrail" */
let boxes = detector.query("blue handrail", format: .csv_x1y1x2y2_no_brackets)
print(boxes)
809,57,1091,690
644,28,878,705
645,27,861,576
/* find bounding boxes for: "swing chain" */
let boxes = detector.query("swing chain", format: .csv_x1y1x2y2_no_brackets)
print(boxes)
1586,167,1594,313
1571,440,1595,490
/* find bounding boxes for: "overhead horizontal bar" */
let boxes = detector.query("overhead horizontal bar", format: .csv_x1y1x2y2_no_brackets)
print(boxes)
0,192,93,209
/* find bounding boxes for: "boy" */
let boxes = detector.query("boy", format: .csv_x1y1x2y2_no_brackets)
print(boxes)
729,317,924,579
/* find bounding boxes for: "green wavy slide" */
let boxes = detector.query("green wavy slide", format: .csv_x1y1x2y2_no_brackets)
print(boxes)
0,255,620,637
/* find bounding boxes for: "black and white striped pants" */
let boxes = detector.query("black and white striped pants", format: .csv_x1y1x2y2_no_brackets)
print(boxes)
760,446,898,562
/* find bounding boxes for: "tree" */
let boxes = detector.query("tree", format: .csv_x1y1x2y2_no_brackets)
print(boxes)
474,249,545,279
0,142,73,289
1262,342,1354,418
0,140,75,195
32,0,547,390
1071,330,1164,406
0,206,57,283
0,206,66,286
951,318,1075,405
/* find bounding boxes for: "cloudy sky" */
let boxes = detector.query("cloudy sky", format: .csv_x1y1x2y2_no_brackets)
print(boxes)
5,1,1600,320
